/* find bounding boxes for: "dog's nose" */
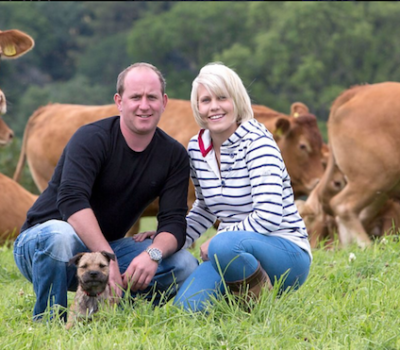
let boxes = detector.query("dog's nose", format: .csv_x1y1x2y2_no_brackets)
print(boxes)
89,271,99,278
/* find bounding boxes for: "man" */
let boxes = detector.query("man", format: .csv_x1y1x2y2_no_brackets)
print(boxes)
13,62,199,321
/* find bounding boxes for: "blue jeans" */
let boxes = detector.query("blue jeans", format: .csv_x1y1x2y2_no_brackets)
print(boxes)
13,220,199,321
174,231,311,312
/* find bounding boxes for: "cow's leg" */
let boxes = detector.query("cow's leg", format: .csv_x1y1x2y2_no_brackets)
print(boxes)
329,183,375,248
358,197,388,234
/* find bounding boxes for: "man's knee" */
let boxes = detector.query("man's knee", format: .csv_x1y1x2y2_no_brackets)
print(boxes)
37,220,86,262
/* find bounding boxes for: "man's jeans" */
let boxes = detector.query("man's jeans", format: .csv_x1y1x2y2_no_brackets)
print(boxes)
174,231,311,312
13,220,199,320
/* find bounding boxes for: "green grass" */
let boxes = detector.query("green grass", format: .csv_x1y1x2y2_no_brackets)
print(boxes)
1,220,400,350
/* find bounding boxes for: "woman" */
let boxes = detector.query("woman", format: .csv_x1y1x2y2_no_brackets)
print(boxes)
137,62,312,312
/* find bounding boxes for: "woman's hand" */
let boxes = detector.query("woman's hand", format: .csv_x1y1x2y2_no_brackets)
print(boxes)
200,237,213,261
132,231,156,242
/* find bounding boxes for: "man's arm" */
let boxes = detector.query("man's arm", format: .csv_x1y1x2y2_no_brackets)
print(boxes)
68,208,123,298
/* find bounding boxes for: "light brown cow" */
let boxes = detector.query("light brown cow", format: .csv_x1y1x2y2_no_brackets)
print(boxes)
298,82,400,248
0,29,35,146
0,89,14,146
14,100,324,195
13,100,324,233
298,148,400,249
0,173,38,245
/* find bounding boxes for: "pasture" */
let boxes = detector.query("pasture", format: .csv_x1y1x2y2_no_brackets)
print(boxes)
1,218,400,350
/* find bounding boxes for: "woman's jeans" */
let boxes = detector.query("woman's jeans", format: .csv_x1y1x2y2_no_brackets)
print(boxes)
13,220,199,321
174,231,311,312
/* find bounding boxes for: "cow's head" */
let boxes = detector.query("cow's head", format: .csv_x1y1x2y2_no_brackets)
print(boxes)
272,112,324,197
0,29,35,146
0,89,13,146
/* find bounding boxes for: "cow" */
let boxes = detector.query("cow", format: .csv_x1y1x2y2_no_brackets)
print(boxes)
0,173,38,245
297,178,400,249
13,100,325,234
14,100,324,195
0,29,35,146
298,197,400,249
298,82,400,248
0,89,14,146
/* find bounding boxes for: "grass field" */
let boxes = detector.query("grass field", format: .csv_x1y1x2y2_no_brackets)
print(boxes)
1,219,400,350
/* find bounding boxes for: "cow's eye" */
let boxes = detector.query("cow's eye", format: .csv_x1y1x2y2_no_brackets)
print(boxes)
299,143,307,151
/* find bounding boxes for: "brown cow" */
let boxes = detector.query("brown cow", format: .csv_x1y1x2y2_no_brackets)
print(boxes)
0,89,14,146
298,148,400,249
14,100,324,196
0,29,35,146
13,100,324,233
298,197,400,249
0,173,38,245
298,82,400,248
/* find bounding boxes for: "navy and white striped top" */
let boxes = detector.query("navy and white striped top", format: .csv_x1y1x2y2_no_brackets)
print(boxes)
184,119,312,260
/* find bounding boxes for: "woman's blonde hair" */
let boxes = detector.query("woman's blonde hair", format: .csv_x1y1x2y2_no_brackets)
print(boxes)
190,62,254,129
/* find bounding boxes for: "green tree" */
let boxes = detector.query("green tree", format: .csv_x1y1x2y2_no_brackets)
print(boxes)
127,2,250,98
218,2,400,119
12,76,111,137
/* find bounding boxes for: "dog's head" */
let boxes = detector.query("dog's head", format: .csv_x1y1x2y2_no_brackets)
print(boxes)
69,251,116,296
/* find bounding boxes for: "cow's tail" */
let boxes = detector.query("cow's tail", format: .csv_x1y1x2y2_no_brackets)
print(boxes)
13,106,45,183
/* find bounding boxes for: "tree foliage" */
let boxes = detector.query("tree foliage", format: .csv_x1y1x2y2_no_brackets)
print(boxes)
1,0,400,143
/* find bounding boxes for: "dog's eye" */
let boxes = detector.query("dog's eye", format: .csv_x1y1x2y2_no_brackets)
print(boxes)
80,264,88,269
99,263,106,268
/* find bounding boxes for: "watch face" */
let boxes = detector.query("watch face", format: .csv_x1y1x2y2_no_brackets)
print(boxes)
147,248,162,262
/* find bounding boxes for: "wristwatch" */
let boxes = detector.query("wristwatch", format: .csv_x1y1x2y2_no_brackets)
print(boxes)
146,247,162,264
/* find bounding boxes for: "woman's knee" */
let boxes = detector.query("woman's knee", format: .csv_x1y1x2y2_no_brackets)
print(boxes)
208,232,230,256
208,232,242,268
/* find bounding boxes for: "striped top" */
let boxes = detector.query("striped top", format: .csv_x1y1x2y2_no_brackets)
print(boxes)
184,119,312,260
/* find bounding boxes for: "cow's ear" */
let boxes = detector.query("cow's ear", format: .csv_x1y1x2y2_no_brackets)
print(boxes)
273,117,290,139
290,102,309,118
0,29,35,59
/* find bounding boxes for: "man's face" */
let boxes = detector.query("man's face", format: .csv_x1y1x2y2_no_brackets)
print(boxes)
114,67,167,136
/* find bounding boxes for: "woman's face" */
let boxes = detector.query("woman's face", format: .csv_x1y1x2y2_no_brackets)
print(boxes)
197,84,238,140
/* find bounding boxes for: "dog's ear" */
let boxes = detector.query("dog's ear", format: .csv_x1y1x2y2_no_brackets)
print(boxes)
101,251,116,262
68,252,86,267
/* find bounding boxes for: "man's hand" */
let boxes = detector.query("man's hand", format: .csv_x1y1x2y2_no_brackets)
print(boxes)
121,252,158,292
108,259,123,300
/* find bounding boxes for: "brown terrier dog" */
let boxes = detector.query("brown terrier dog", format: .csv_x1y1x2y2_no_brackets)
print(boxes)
66,251,116,330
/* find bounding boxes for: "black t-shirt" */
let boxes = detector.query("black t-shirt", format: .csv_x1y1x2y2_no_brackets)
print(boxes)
22,116,190,249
